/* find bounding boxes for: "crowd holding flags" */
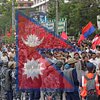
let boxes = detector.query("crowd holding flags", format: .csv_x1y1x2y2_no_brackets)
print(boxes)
0,10,100,100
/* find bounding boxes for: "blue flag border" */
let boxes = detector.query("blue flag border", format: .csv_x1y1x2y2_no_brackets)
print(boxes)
16,10,80,92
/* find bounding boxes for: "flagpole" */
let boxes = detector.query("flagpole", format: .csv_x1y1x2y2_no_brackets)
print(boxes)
12,0,15,34
55,0,58,34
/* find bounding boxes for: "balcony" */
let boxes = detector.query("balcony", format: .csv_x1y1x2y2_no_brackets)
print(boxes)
31,0,49,8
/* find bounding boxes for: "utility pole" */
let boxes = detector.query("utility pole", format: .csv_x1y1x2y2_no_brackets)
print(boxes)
12,0,15,33
55,0,58,34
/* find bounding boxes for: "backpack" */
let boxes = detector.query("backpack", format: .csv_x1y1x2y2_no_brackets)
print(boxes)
84,74,96,92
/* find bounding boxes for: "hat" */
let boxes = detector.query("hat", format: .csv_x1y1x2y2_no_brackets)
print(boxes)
67,58,77,64
64,64,70,69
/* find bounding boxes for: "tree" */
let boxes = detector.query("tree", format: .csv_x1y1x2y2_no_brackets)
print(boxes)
80,0,100,28
47,0,100,36
0,0,18,35
0,0,12,34
2,34,15,43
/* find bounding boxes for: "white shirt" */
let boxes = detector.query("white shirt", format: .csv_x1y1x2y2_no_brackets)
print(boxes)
89,58,99,68
96,58,100,67
1,55,8,63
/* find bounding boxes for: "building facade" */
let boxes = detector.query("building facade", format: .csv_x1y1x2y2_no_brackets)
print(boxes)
16,0,33,8
31,0,49,12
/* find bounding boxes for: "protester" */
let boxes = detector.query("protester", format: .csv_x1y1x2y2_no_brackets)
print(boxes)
0,39,100,100
74,52,82,83
97,64,100,100
1,51,8,63
81,62,100,100
89,52,99,69
30,72,42,100
5,58,15,100
63,58,80,100
43,61,64,100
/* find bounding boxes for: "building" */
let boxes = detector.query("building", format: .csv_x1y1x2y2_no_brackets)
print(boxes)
31,0,49,12
16,0,33,8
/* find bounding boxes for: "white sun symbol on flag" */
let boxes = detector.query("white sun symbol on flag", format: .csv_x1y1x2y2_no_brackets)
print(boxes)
23,58,44,80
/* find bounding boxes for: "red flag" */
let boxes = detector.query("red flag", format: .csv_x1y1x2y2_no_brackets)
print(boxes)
78,34,85,45
82,22,95,38
16,11,76,91
61,31,68,40
92,35,100,49
82,22,93,34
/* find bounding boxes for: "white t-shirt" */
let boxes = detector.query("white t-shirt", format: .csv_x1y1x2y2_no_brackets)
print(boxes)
89,58,99,68
1,55,8,63
96,58,100,67
8,52,12,57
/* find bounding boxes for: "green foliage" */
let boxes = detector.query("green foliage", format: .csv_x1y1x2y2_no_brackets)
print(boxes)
47,0,56,19
0,0,18,35
0,0,12,34
47,0,100,36
95,29,100,34
2,35,15,43
0,15,11,33
1,0,12,16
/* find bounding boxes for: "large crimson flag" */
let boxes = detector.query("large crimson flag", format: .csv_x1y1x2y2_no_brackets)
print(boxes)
16,11,77,91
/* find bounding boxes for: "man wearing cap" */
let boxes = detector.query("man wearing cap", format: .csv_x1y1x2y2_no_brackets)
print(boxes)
63,58,80,100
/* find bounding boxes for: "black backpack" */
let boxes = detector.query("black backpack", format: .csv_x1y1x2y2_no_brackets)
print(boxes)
84,74,98,100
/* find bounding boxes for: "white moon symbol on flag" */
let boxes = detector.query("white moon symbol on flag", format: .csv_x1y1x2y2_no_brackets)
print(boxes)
21,34,44,47
23,58,44,80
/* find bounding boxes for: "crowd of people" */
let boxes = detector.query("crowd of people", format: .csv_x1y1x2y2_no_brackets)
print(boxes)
0,41,100,100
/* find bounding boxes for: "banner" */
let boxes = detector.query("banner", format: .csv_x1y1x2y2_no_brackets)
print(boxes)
16,11,77,91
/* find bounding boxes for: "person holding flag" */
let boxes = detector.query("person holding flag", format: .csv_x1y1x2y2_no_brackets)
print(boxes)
78,22,96,45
